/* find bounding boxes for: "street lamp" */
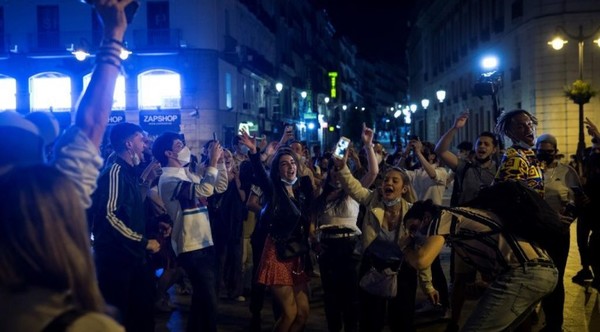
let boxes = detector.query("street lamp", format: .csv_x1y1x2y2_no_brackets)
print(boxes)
548,25,600,171
275,82,283,93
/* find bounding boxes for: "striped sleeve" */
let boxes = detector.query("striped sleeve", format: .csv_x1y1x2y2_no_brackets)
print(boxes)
105,164,145,244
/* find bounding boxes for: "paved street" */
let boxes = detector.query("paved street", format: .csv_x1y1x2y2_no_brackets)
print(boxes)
155,220,599,331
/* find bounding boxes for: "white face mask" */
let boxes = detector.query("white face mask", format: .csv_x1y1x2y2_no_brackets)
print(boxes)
131,151,141,166
177,146,191,165
280,177,298,186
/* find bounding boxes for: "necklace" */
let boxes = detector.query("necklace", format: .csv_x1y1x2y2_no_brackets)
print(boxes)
545,164,558,182
384,206,402,230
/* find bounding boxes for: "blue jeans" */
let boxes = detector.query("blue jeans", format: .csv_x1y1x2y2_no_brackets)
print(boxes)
178,246,218,332
462,263,558,332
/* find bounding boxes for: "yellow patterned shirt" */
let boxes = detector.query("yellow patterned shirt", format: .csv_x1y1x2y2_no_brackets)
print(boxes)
494,146,544,196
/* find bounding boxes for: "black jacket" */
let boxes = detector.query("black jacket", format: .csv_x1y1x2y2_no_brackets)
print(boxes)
90,157,148,262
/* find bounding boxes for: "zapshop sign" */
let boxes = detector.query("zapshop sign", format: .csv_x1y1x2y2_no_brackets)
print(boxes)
108,111,126,124
139,109,181,134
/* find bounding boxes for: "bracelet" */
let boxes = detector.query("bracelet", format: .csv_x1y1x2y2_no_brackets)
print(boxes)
102,38,124,47
95,59,122,71
96,51,122,61
365,143,375,149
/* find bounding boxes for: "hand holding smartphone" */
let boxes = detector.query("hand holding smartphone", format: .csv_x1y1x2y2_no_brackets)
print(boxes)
334,137,351,159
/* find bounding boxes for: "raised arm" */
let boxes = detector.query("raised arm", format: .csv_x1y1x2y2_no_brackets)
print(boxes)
585,117,600,139
75,0,133,148
435,112,469,171
412,140,437,179
360,123,379,188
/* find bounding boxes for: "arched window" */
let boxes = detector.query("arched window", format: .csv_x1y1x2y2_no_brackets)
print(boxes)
0,75,17,111
83,73,126,110
138,69,181,109
29,72,72,112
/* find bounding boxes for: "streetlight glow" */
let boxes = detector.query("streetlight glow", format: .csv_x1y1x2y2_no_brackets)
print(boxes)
324,96,330,103
300,91,307,99
421,98,430,109
481,56,499,71
436,90,446,103
410,104,417,112
342,104,347,111
72,50,89,61
275,82,283,93
548,37,567,50
394,110,402,118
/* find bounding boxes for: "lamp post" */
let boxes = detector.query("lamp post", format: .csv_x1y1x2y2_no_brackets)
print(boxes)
420,99,429,140
436,90,446,137
548,25,600,171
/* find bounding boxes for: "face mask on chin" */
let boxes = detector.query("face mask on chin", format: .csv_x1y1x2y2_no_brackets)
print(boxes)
280,177,298,186
177,146,192,166
131,151,141,166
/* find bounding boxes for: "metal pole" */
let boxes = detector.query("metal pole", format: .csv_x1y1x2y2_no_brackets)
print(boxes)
577,26,585,174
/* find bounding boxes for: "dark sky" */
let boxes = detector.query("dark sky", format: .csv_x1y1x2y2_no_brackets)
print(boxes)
321,0,416,64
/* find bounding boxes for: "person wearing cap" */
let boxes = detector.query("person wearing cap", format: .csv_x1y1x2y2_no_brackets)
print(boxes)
535,133,583,332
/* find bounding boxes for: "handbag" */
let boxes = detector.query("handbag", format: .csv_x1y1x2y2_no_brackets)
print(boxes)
273,231,310,260
359,266,398,298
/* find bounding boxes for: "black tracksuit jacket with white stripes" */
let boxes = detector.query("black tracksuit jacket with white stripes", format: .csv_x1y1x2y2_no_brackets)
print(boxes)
91,157,148,263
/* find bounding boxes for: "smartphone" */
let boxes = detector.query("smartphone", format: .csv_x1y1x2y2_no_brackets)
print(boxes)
82,0,140,24
333,137,351,159
212,132,217,141
285,125,294,133
409,135,420,141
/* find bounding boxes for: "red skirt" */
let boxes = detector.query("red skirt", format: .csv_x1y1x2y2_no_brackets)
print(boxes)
256,236,310,286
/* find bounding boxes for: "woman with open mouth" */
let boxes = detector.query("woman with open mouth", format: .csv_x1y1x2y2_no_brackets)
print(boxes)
331,141,437,332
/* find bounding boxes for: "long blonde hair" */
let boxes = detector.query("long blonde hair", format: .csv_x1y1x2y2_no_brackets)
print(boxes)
0,165,106,311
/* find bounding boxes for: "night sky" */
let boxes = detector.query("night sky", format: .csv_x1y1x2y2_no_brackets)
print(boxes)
320,0,416,64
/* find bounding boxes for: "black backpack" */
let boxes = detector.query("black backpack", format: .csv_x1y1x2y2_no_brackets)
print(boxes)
461,180,568,251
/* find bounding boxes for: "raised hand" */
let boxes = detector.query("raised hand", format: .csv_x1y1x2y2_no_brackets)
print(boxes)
93,0,133,38
454,112,469,129
208,141,223,166
584,117,599,138
238,129,257,154
361,122,375,145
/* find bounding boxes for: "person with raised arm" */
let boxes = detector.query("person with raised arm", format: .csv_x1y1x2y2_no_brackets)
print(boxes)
238,129,314,332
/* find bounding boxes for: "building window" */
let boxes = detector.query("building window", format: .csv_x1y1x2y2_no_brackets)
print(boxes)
138,70,181,110
83,74,126,110
225,72,232,109
147,1,170,46
30,72,72,112
37,5,60,50
0,75,16,111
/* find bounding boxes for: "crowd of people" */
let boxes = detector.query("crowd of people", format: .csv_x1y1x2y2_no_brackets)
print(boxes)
1,1,599,332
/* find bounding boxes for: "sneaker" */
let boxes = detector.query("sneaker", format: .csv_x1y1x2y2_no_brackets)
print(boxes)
572,268,594,286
